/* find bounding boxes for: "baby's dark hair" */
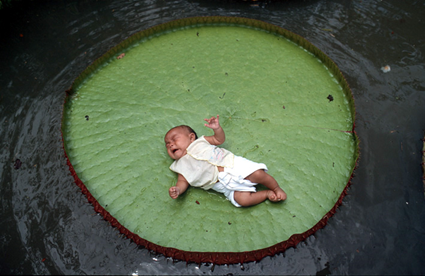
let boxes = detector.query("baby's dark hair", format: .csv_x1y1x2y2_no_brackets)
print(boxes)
176,125,198,139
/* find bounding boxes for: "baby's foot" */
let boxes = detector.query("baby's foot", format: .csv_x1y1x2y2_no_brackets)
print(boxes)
169,186,180,199
273,187,287,201
267,190,279,202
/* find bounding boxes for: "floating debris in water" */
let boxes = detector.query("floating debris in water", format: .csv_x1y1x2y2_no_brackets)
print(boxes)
85,115,89,121
327,94,334,102
117,53,125,59
14,159,22,169
381,65,391,73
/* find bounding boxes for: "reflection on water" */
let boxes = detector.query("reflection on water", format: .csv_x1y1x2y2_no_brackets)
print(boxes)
1,0,424,274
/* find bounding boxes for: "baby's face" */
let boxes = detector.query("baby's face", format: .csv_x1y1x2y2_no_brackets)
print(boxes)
164,127,196,160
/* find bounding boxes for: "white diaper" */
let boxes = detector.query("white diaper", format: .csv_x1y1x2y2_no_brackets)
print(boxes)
211,156,268,207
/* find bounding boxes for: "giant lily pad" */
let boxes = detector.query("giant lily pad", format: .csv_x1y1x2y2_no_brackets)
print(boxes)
62,16,359,264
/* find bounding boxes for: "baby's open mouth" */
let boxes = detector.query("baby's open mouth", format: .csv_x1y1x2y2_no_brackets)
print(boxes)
172,149,178,153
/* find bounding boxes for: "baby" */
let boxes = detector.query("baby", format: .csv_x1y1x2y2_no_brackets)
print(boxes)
165,115,287,207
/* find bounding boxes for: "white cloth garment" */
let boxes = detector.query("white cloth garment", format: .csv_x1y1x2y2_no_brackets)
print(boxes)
212,156,268,207
169,136,235,190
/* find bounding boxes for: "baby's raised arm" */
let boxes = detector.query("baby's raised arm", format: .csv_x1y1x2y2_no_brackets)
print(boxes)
204,115,225,145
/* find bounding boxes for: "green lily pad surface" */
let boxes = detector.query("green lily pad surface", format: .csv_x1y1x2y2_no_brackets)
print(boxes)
62,17,358,258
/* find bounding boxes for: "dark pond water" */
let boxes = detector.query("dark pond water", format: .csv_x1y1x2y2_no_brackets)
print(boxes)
1,0,424,274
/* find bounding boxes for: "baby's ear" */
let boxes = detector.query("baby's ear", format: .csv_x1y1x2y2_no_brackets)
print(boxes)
189,132,196,141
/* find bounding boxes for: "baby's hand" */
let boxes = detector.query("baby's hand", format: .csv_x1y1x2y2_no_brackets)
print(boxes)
169,186,180,199
204,115,221,130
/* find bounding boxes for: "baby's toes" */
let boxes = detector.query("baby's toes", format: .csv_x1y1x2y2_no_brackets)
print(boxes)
268,191,278,202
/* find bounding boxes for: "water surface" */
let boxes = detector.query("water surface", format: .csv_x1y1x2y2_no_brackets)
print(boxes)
1,0,424,274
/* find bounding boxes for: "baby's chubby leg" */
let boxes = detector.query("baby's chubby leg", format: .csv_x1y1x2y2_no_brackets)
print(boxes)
234,190,278,207
244,169,287,201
